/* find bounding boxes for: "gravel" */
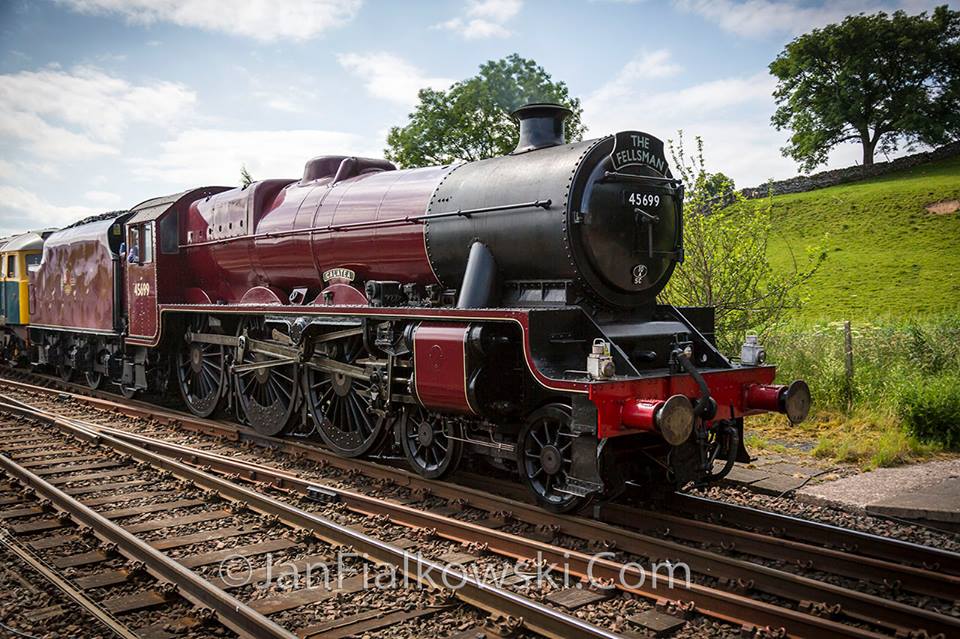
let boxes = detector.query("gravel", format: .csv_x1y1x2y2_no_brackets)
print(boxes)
690,484,960,552
7,380,960,639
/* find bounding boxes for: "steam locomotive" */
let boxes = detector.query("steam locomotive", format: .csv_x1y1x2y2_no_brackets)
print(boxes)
21,103,809,512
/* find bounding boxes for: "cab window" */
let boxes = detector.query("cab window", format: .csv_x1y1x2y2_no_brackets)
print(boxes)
142,222,154,263
127,226,139,263
6,255,15,278
25,254,41,272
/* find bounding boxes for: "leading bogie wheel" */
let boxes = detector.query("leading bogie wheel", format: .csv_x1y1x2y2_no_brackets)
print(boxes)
177,315,225,417
234,318,299,436
518,403,589,513
397,405,463,479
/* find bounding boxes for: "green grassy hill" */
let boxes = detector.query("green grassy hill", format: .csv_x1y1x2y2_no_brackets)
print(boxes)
762,155,960,321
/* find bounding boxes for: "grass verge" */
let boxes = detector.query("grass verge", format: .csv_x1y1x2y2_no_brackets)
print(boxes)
747,410,943,470
746,315,959,469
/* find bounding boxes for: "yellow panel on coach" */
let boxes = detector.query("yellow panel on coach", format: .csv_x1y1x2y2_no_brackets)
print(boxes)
0,231,49,326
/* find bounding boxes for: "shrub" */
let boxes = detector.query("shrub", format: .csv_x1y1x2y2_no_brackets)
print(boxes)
660,133,825,354
765,316,960,414
898,373,960,449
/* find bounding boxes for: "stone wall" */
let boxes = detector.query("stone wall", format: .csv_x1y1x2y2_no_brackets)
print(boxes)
740,141,960,199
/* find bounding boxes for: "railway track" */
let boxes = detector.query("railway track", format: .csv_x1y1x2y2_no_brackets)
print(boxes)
0,416,288,638
1,373,958,638
0,525,141,639
0,402,622,639
644,492,960,576
6,369,956,565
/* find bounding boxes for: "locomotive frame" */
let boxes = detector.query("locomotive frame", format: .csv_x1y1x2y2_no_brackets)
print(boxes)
22,103,810,512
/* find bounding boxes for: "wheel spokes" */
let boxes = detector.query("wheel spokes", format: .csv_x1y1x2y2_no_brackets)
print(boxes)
177,316,224,417
305,336,386,457
398,407,462,478
233,319,298,435
520,406,583,511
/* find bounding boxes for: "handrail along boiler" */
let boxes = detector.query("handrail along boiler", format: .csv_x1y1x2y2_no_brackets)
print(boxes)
26,103,810,512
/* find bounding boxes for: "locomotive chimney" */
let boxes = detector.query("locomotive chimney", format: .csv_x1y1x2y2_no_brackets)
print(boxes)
511,102,572,154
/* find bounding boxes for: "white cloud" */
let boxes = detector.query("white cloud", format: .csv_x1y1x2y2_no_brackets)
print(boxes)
657,73,777,113
0,185,99,234
0,159,60,181
0,110,118,159
588,50,683,106
468,0,523,21
338,53,452,107
58,0,362,42
439,18,510,39
435,0,522,39
251,85,321,114
586,64,775,131
0,65,195,159
84,190,123,204
584,55,792,185
672,0,943,38
264,97,308,114
584,55,893,185
128,128,378,186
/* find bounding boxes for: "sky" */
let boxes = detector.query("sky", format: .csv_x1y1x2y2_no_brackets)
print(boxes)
0,0,951,235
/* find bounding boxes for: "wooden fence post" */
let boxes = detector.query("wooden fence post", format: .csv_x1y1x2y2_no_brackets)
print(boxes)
843,320,854,408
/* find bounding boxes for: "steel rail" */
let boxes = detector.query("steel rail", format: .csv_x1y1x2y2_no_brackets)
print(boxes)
0,531,139,639
2,391,934,639
595,503,956,599
3,378,959,636
0,434,296,639
0,401,624,639
1,378,956,616
0,405,883,639
7,373,955,581
662,492,960,577
21,374,954,596
87,421,960,639
3,374,958,596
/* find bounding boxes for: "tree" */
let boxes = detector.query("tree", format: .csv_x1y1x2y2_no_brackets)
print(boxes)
661,133,826,354
240,165,253,187
386,54,585,168
770,5,960,170
701,171,735,203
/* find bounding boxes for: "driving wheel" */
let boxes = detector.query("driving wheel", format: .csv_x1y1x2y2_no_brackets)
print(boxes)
176,315,225,417
305,335,389,457
234,318,299,436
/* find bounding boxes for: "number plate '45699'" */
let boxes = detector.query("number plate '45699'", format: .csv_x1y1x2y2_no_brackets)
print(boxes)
621,191,661,208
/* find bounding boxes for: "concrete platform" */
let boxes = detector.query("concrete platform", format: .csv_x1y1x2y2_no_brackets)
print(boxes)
720,454,837,496
799,459,960,524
